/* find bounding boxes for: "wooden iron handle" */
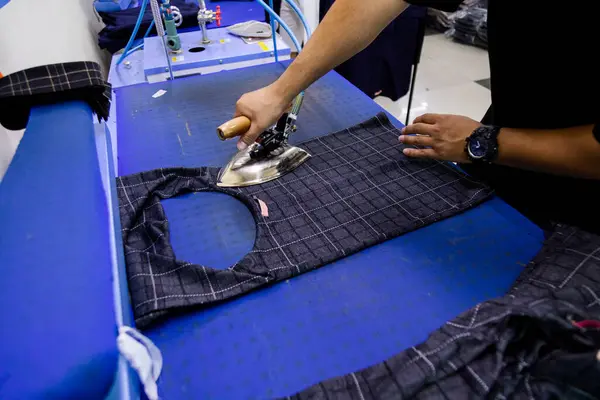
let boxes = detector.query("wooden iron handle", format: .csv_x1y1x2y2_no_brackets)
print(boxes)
217,116,251,140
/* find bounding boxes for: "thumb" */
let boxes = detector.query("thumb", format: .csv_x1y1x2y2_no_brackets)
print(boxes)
237,123,261,151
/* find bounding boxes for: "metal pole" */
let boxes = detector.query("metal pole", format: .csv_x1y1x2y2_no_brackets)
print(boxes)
268,0,279,62
406,17,425,126
163,36,175,81
405,64,418,126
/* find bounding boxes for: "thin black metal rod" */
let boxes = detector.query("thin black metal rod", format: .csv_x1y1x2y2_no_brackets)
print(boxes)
405,63,418,126
407,15,426,126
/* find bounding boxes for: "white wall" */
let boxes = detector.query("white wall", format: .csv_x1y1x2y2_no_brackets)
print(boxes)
276,1,320,51
0,0,108,76
0,0,109,180
300,0,319,33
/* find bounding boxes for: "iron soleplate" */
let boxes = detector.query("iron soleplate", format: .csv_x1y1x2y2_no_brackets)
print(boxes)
217,143,310,188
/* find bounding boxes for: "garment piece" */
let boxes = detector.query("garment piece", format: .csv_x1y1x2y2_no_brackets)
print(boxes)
0,62,111,130
289,225,600,399
118,113,493,328
98,0,200,54
408,0,600,234
320,1,426,101
264,0,282,25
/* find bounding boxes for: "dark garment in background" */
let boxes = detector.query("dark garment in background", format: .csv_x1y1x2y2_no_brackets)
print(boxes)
319,1,426,101
450,7,488,49
98,0,200,54
408,0,600,234
118,114,492,328
290,225,600,399
264,0,282,25
0,62,111,130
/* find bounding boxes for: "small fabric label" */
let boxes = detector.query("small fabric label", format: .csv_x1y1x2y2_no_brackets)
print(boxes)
171,55,184,62
152,89,167,98
257,198,269,217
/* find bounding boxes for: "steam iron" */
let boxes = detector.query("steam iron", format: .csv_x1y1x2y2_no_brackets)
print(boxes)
216,93,310,187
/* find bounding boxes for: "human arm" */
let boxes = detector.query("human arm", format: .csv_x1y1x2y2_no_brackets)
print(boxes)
234,0,410,149
399,114,600,180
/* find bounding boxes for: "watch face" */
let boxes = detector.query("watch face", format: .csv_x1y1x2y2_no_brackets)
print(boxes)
468,138,488,159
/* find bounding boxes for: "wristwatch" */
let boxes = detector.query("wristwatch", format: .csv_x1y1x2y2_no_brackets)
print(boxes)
465,125,501,163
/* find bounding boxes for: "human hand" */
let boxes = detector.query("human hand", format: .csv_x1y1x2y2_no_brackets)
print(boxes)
234,84,292,150
398,114,482,163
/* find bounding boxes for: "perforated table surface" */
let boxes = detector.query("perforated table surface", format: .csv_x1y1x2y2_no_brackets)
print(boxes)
114,61,544,399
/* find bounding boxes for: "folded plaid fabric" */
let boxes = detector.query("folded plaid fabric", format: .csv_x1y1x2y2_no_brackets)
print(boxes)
290,225,600,399
0,61,111,130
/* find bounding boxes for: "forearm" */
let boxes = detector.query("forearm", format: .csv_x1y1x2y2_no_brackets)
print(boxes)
271,0,409,103
497,125,600,179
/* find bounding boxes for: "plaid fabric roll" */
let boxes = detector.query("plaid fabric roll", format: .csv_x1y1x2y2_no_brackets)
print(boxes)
291,225,600,399
0,61,111,130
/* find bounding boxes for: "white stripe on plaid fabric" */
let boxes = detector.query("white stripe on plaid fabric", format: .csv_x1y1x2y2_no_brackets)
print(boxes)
0,61,112,125
117,113,494,328
289,225,600,399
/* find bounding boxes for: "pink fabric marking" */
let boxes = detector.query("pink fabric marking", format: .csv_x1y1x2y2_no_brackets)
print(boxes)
257,199,269,217
573,320,600,329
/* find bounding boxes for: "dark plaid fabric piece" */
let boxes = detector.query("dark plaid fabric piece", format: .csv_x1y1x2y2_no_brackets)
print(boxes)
290,225,600,399
0,62,111,130
118,113,493,328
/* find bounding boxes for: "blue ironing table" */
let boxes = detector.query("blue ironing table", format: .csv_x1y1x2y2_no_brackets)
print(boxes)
0,103,119,398
114,61,544,399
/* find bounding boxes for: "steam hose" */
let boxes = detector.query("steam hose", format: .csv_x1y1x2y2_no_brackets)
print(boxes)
116,0,150,65
256,0,301,53
283,0,312,40
149,0,174,80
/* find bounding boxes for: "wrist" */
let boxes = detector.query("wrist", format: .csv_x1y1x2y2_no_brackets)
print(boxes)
465,125,501,163
270,78,299,107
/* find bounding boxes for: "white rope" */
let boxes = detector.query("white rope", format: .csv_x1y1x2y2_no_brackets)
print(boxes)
149,0,166,37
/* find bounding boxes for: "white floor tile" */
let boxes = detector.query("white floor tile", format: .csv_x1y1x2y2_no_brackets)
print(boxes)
374,33,491,125
0,127,24,182
375,81,491,124
421,34,490,82
410,54,474,93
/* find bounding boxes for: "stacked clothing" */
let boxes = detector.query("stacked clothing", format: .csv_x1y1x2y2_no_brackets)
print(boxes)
426,0,481,32
447,6,488,49
427,0,489,49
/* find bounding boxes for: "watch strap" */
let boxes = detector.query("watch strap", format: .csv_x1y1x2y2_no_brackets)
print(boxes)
465,125,500,163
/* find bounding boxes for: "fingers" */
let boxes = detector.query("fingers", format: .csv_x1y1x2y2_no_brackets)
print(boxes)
234,95,257,150
398,133,434,148
413,113,443,124
402,148,439,159
234,96,247,118
231,86,290,151
402,123,438,136
237,124,262,150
